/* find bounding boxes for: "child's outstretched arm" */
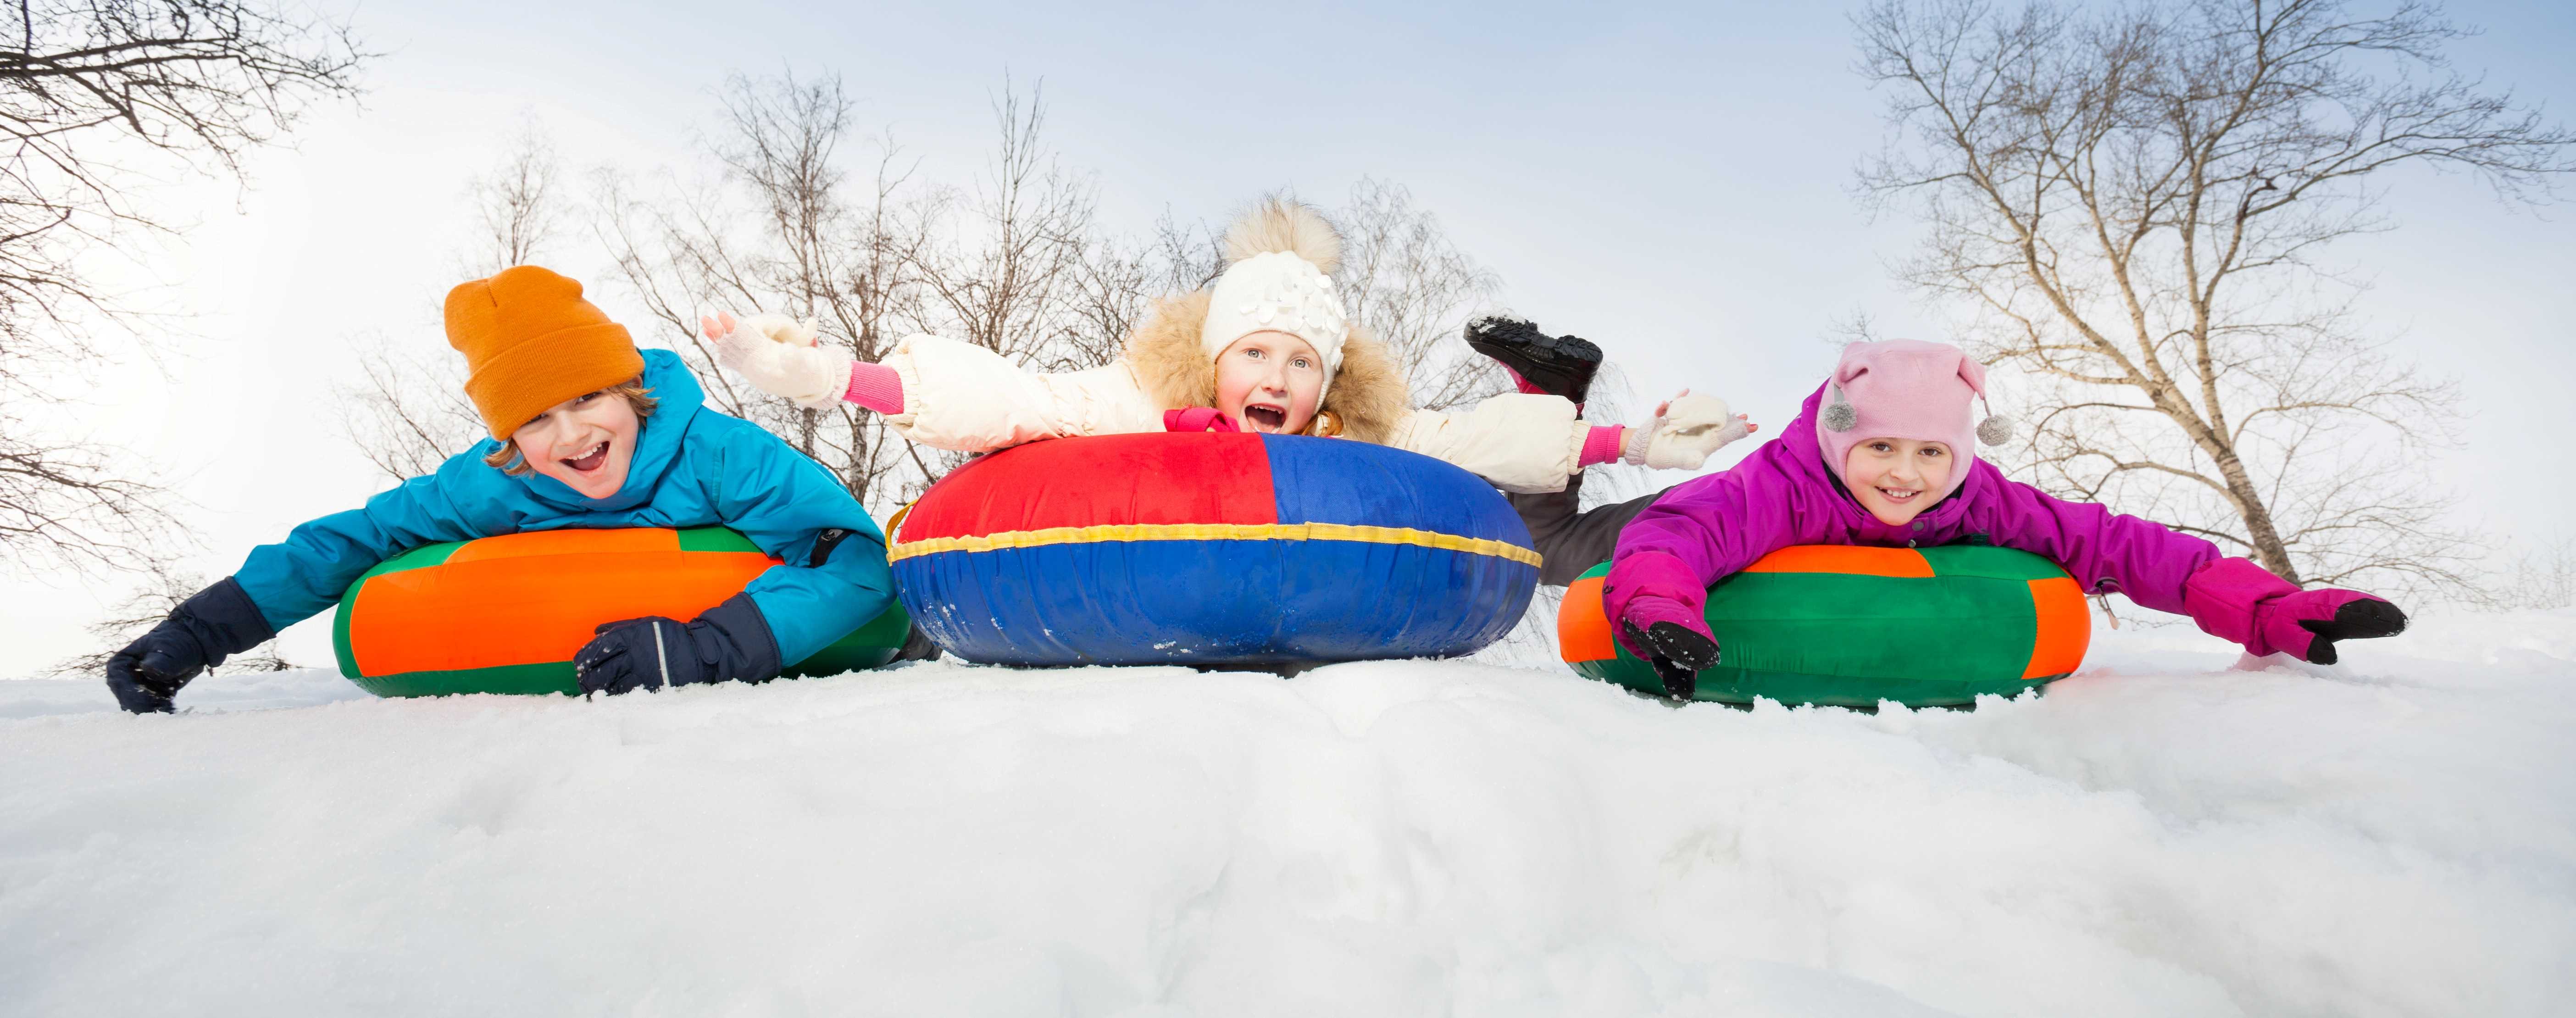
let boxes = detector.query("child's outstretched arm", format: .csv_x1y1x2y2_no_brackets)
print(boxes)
106,458,500,712
1979,476,2407,664
708,312,1153,453
1390,391,1751,494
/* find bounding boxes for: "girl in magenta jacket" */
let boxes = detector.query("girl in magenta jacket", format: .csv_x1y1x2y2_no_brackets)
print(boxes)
1602,339,2408,691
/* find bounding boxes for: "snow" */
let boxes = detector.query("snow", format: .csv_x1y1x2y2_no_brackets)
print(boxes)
5,611,2572,1017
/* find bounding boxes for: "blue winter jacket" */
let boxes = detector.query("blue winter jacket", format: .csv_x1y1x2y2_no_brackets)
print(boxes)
231,349,894,667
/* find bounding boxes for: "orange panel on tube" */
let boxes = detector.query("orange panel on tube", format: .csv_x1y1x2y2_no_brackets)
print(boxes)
441,527,678,566
1741,545,1934,578
349,551,773,675
2022,576,2092,679
1558,575,1618,663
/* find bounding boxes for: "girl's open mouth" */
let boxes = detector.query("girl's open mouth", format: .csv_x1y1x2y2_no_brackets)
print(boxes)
562,441,611,473
1876,486,1921,503
1242,405,1288,431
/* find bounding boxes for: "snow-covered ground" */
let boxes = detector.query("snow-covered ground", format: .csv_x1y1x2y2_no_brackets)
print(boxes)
5,611,2571,1017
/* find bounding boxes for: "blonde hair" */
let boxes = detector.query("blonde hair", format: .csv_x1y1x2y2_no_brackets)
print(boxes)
482,379,659,475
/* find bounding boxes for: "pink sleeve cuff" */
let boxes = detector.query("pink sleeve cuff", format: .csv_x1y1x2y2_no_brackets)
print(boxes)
845,360,904,415
1578,425,1627,467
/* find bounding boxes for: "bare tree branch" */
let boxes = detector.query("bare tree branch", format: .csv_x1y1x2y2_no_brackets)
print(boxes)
0,0,365,571
50,555,292,675
1854,0,2568,596
1334,178,1508,411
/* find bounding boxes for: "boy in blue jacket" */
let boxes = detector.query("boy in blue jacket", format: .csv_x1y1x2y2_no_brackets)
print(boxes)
105,266,896,712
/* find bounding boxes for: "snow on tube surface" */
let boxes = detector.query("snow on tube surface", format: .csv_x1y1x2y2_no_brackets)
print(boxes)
1558,545,2091,708
890,432,1540,666
331,527,910,697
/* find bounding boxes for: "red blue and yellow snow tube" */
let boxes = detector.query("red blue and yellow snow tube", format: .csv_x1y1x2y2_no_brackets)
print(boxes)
891,432,1540,665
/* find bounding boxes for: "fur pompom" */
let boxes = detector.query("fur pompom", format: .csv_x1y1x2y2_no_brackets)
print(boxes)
1222,196,1342,274
1821,387,1858,432
1976,414,2017,446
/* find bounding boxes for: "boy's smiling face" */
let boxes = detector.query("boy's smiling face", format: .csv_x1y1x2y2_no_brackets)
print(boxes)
1843,437,1954,526
512,389,641,499
1213,331,1324,434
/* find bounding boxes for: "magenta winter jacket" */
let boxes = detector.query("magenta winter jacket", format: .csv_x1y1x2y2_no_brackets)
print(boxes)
1613,383,2223,613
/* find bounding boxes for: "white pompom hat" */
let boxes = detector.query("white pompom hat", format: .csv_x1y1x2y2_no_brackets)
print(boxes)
1202,198,1351,399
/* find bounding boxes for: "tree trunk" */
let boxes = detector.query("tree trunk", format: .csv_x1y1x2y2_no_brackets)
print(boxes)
2212,447,2299,582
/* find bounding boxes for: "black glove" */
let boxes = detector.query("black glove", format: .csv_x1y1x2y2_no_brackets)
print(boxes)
574,593,780,696
104,578,277,714
1621,620,1720,701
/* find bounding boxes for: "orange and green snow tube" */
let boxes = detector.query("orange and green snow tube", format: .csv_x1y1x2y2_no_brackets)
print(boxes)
330,527,909,698
1557,544,2091,708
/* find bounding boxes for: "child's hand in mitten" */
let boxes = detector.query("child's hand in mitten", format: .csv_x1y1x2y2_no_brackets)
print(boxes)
705,312,850,409
2182,558,2409,665
1604,551,1718,700
103,578,273,714
1626,390,1756,470
2254,588,2408,665
573,595,779,695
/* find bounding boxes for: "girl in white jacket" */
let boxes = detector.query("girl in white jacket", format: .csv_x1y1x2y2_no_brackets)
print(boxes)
710,197,1743,498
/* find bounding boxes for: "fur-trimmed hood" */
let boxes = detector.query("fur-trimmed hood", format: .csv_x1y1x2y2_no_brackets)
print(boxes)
1122,196,1410,443
1123,288,1409,444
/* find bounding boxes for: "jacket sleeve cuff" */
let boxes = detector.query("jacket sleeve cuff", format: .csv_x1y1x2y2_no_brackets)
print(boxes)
2180,557,2298,650
185,577,279,662
1577,425,1627,467
846,360,905,414
696,592,784,683
881,335,928,431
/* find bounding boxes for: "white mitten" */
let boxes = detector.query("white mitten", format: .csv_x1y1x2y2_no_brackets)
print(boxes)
1624,392,1751,470
737,313,821,348
714,313,851,409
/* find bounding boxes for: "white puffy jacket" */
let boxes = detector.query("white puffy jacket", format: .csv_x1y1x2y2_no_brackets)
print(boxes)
879,291,1588,494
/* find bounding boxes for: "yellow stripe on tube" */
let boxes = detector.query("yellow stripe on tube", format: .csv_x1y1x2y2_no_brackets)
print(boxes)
888,521,1544,568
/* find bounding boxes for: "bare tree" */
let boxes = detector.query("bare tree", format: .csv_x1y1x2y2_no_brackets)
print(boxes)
337,336,480,483
1061,210,1221,370
1854,0,2571,595
595,73,1145,514
583,72,1536,536
463,118,565,273
0,0,366,568
335,123,569,482
913,79,1102,375
595,71,951,509
2491,538,2575,612
1333,178,1509,412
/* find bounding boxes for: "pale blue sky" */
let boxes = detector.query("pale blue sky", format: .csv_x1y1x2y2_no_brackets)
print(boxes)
5,0,2569,673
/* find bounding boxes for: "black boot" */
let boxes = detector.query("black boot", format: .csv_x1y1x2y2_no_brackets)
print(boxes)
894,621,945,662
1465,315,1602,406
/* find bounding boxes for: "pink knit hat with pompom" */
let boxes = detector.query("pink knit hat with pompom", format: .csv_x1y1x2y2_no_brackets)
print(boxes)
1815,339,2013,501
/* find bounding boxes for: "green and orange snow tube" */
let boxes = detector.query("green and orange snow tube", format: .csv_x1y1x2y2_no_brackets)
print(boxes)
1557,545,2091,708
331,527,910,698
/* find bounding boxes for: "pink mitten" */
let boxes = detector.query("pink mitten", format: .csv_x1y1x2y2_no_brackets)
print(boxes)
1163,407,1241,433
2182,558,2408,664
1604,551,1717,699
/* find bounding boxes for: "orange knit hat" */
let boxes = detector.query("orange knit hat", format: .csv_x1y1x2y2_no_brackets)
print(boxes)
445,266,645,439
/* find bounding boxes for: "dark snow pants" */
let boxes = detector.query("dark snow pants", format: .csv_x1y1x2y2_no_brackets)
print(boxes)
1507,471,1670,587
